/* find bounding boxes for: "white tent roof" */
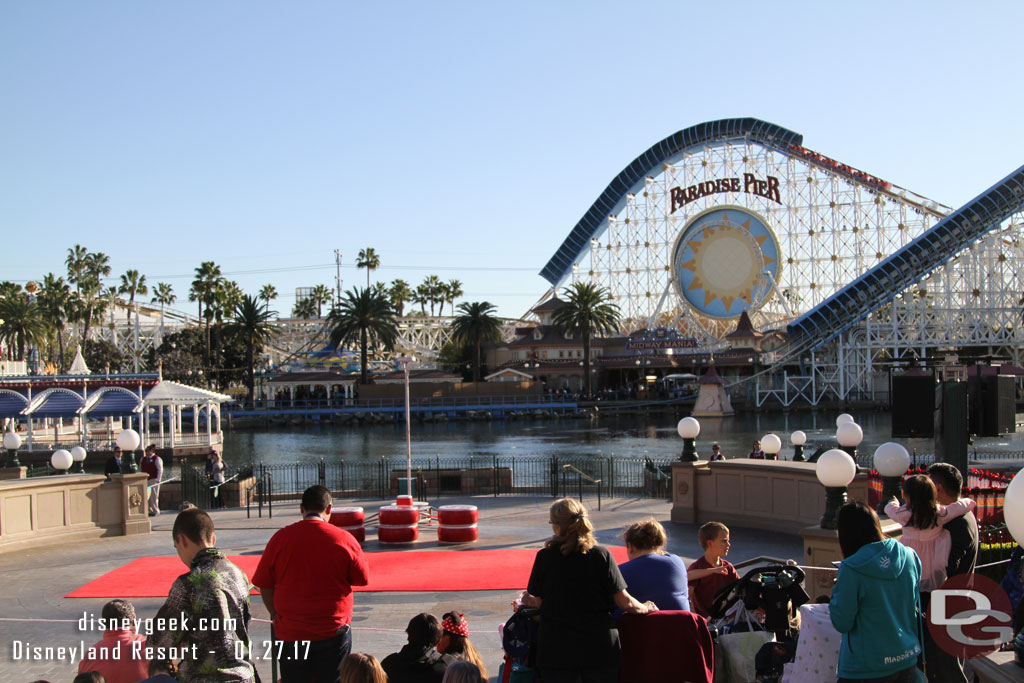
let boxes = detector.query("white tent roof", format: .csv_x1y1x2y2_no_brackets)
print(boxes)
143,380,232,405
67,347,90,375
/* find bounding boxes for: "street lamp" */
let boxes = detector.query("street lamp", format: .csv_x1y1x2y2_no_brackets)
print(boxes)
816,448,858,529
873,442,910,517
70,445,87,474
4,430,22,468
836,421,864,461
396,357,414,497
791,430,807,462
677,417,700,462
116,428,141,474
51,449,73,474
761,433,782,461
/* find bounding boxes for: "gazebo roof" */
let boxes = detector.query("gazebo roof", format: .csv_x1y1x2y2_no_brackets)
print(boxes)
143,381,231,405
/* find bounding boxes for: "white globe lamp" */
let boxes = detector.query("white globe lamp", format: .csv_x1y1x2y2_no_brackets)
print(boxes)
791,430,807,461
70,445,87,474
836,413,855,426
816,449,858,529
116,428,141,473
836,421,864,460
761,434,782,461
50,449,73,473
3,430,22,468
873,442,910,516
677,417,700,462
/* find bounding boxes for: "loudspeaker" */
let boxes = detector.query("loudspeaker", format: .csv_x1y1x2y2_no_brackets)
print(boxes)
934,381,969,477
891,375,935,438
967,373,1016,436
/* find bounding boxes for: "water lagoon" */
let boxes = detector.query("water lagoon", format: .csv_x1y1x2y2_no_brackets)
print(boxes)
222,411,1024,468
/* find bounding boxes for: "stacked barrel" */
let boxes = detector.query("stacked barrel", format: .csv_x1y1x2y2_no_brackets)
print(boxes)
437,505,479,543
329,507,366,543
379,502,420,543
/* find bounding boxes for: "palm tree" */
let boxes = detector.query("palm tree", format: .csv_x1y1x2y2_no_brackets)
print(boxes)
389,279,413,316
258,284,278,311
77,277,109,346
356,247,381,288
215,280,243,323
38,274,72,371
118,269,148,323
310,284,333,317
326,287,398,385
65,244,89,295
292,297,318,319
189,261,222,363
151,282,176,343
421,275,444,315
551,282,621,397
0,281,24,300
446,279,463,316
451,301,502,382
227,294,278,400
0,295,46,362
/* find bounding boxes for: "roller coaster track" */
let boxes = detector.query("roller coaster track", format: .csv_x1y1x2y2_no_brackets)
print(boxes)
783,164,1024,357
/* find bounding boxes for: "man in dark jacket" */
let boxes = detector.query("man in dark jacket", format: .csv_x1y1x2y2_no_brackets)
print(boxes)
104,446,125,478
381,613,456,683
924,463,979,683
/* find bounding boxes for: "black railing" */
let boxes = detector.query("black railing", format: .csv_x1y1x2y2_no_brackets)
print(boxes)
247,466,273,519
241,455,675,503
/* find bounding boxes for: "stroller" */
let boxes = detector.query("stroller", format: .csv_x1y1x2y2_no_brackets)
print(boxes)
707,563,809,683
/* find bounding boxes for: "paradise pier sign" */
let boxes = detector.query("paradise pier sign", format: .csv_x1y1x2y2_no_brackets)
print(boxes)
670,173,781,212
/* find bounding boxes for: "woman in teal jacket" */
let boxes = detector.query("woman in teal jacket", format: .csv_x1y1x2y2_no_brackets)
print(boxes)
830,501,922,682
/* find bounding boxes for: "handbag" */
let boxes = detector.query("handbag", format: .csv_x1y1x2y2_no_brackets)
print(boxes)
713,601,774,683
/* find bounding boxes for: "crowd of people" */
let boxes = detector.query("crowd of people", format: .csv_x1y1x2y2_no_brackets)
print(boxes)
56,459,997,683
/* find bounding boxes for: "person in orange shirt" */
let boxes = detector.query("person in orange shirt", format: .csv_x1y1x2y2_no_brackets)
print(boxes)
77,599,149,683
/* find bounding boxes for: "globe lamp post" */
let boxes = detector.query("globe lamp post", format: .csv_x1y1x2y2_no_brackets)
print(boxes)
70,446,87,474
761,433,782,461
836,421,864,461
816,449,857,529
677,417,700,462
836,413,855,426
873,442,911,517
791,430,807,462
1003,469,1024,665
4,430,22,468
50,449,73,474
116,428,141,474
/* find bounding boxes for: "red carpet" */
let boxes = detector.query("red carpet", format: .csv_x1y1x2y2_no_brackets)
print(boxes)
65,547,629,598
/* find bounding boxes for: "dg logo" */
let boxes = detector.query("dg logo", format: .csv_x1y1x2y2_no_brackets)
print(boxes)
927,572,1014,658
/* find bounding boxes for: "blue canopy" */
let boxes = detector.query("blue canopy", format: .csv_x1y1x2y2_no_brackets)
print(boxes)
29,391,84,417
0,392,28,418
84,390,141,418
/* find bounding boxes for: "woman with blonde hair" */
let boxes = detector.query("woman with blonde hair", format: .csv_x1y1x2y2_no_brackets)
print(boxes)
618,517,690,612
521,497,652,682
441,659,485,683
339,652,387,683
437,611,487,678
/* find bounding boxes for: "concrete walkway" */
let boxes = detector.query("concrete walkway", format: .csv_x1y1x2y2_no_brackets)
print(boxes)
0,495,805,682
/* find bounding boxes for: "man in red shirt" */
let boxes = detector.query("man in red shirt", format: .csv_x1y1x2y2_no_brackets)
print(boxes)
78,599,150,683
253,485,370,683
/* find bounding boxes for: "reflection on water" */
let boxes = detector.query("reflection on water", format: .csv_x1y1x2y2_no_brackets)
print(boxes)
223,411,1024,466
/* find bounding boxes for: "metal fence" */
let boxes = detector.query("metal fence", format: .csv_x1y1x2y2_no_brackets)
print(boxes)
235,455,674,509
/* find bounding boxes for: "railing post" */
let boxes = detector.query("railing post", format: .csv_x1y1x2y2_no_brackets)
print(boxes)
340,459,345,494
493,455,498,497
551,457,558,498
319,458,326,487
268,472,273,519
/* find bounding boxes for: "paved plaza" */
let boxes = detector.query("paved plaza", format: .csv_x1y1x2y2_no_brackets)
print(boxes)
0,495,805,682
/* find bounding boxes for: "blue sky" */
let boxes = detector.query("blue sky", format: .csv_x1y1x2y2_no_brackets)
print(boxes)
3,2,1023,319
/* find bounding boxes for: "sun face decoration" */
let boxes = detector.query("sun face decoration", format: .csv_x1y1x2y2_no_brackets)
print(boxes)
672,206,782,319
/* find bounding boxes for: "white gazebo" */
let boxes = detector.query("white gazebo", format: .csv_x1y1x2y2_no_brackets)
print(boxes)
143,381,232,449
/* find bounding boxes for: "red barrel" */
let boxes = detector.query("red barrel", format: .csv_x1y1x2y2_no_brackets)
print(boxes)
438,523,478,544
379,523,419,543
438,505,479,544
340,525,366,543
437,505,478,526
330,507,365,527
380,505,419,525
397,495,414,507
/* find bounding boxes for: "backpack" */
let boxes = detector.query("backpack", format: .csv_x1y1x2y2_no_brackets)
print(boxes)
501,608,538,661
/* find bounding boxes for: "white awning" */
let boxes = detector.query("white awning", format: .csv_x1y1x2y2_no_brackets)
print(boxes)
143,381,231,405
